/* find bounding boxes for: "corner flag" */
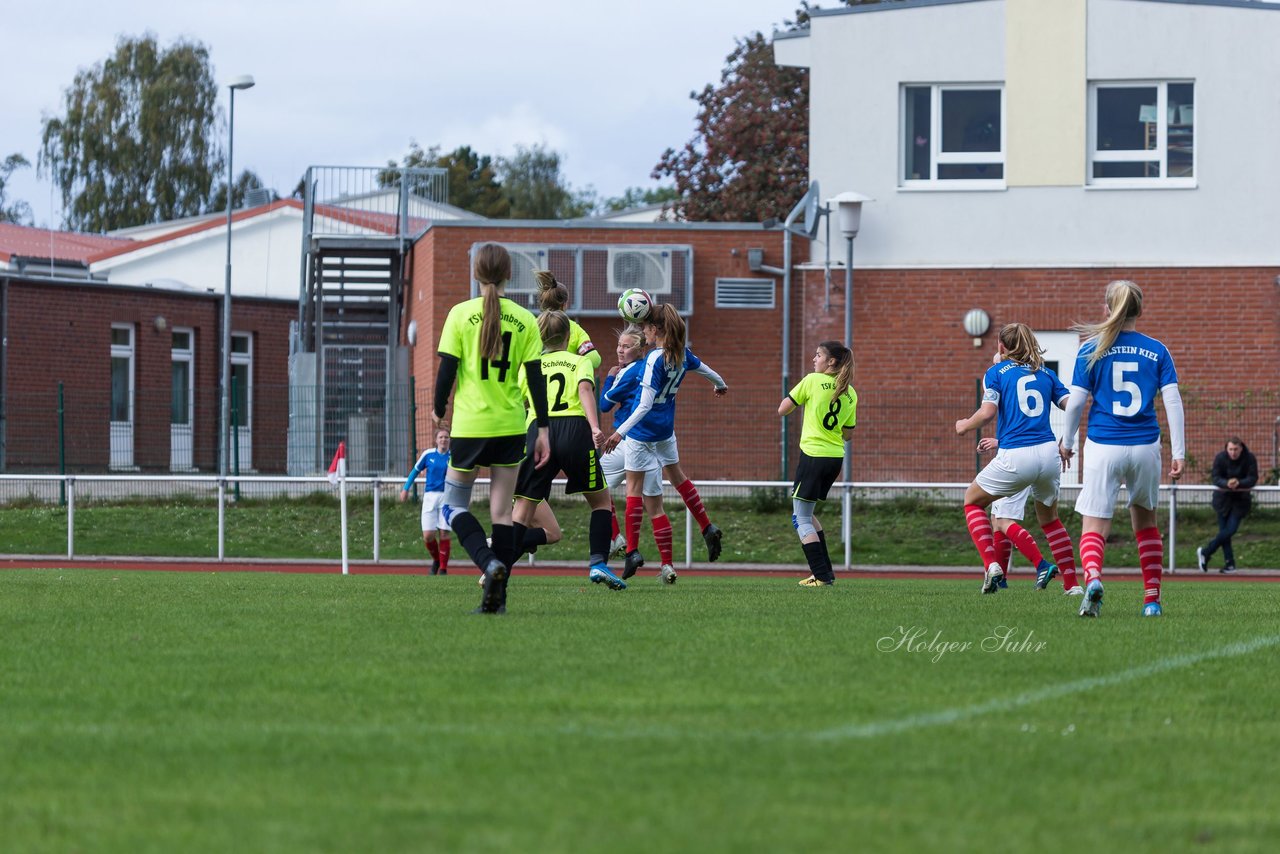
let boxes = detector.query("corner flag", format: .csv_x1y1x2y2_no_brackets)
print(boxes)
327,441,347,485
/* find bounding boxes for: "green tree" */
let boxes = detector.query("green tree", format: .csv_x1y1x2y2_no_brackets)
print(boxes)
38,34,223,232
0,153,33,224
382,142,509,218
602,185,679,213
654,2,894,222
498,144,591,220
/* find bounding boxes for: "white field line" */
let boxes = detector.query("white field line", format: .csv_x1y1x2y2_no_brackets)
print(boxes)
814,634,1280,741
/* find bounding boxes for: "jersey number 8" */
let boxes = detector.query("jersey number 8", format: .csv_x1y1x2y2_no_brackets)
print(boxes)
822,398,842,430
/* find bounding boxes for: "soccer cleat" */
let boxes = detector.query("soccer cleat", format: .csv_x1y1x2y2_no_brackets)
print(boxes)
609,534,627,560
589,564,627,591
1078,579,1103,618
477,558,509,613
981,562,1004,595
1220,564,1236,574
1142,601,1163,617
477,572,485,587
431,558,441,575
1034,560,1059,590
799,575,815,585
799,576,833,587
659,563,678,585
702,523,723,562
1064,586,1084,597
1196,547,1208,572
996,574,1008,590
622,549,645,580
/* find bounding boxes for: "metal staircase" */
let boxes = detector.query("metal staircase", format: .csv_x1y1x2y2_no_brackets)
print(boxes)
289,166,446,475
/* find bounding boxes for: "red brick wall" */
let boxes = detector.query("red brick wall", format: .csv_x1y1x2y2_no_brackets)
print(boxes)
3,280,294,472
402,226,790,479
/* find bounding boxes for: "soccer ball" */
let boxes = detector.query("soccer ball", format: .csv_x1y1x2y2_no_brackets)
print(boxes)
617,288,653,323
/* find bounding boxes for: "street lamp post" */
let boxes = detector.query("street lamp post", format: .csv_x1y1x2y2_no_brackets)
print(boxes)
220,75,254,484
827,191,872,572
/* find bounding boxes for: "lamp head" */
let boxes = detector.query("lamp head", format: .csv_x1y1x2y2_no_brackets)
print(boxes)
228,75,255,91
827,191,874,239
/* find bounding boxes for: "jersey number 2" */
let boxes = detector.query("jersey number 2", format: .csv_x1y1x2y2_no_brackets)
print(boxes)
548,374,571,412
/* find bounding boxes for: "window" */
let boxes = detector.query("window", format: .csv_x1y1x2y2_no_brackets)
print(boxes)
1089,81,1194,184
903,84,1004,186
171,330,193,427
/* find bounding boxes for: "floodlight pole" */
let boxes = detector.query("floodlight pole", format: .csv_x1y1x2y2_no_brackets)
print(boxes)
220,75,254,486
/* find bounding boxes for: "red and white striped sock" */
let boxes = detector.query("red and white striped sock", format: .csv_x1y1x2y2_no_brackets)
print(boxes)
1136,526,1163,605
438,537,450,571
1005,522,1045,566
1079,531,1106,586
992,530,1013,573
625,496,644,552
1041,519,1078,590
964,504,997,568
652,514,674,565
676,480,712,531
610,508,620,540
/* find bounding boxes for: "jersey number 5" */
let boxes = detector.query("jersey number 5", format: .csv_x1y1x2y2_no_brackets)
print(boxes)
480,331,514,383
1111,361,1142,417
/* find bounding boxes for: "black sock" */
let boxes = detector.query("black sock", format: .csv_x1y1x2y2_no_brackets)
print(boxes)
522,526,549,555
818,530,836,579
451,512,497,569
492,523,516,569
588,508,612,564
802,541,832,582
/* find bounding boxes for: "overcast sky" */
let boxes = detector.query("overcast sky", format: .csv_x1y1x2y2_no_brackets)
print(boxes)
2,0,799,229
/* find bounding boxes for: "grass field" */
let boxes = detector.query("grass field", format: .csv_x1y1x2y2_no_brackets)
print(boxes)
1,495,1278,569
3,569,1278,852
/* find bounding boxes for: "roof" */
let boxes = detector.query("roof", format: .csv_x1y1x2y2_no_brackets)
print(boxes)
0,222,133,265
806,0,1280,17
88,199,299,263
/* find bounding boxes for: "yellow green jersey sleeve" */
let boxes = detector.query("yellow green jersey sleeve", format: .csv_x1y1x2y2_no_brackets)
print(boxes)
438,296,542,437
567,319,601,372
788,371,858,458
530,350,595,419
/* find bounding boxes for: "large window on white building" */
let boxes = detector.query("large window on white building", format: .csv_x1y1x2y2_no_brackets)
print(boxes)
902,84,1005,186
1089,81,1195,185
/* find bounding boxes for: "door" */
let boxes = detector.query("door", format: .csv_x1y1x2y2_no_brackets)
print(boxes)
109,324,135,469
170,329,194,470
231,333,253,471
1037,331,1081,485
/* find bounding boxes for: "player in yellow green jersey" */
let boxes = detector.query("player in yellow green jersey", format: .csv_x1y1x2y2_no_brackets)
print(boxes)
777,341,857,587
435,243,550,614
509,310,626,589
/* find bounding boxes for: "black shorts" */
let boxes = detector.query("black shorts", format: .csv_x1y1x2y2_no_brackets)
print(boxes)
792,451,843,502
448,434,527,471
515,417,604,502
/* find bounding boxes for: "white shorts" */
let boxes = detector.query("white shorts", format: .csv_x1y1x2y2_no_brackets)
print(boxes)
604,440,662,496
990,486,1031,521
420,491,446,531
1075,438,1162,518
974,440,1061,508
624,435,679,478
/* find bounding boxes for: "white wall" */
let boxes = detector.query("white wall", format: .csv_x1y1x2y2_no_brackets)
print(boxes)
801,0,1280,267
92,208,305,300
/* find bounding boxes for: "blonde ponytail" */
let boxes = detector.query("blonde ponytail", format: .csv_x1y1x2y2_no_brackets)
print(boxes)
998,323,1044,372
473,243,512,361
1074,280,1143,370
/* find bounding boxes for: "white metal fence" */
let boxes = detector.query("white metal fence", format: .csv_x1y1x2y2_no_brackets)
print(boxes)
1,475,1274,573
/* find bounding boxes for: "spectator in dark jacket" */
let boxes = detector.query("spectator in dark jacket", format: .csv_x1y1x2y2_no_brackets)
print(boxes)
1197,437,1258,573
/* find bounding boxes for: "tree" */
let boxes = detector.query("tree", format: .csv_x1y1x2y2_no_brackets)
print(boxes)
382,142,509,218
208,169,277,212
654,2,894,222
39,34,223,232
497,144,591,220
0,153,33,225
602,185,679,213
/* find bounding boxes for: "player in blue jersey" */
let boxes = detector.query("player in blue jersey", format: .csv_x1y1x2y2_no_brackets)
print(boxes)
602,304,727,584
598,324,662,559
399,427,453,574
1060,280,1184,618
955,323,1074,595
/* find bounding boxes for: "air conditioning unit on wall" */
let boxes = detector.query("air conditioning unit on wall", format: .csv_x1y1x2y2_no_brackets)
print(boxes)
505,247,549,293
607,248,672,294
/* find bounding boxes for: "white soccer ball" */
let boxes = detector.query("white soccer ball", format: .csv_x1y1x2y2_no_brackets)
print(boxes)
617,288,654,323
